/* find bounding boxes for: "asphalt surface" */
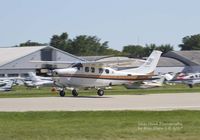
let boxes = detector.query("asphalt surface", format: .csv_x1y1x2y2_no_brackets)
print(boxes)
1,93,200,111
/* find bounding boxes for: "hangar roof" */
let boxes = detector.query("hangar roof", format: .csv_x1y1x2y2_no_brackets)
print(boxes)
0,46,47,67
157,57,185,67
163,51,200,66
0,46,85,67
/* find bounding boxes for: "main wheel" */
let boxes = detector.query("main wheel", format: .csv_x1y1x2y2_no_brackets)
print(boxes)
72,89,78,97
188,84,193,88
59,90,65,97
97,89,104,96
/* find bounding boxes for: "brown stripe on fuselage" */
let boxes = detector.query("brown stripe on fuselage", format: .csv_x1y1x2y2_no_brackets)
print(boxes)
58,74,153,81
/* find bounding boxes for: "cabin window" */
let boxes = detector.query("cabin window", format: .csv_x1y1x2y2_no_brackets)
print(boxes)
20,73,29,77
8,73,19,77
91,67,95,73
99,68,103,74
85,67,89,72
0,74,5,77
105,69,109,74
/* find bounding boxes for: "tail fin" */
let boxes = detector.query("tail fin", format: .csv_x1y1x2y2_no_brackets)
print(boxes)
164,73,177,81
28,72,41,82
156,76,165,85
121,50,162,75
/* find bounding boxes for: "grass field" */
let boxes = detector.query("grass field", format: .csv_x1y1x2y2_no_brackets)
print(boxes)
1,86,200,139
0,84,200,98
0,111,200,140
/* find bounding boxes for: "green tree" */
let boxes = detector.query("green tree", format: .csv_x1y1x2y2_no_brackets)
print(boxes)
144,44,173,56
143,44,157,56
122,44,173,58
122,45,145,58
19,40,46,47
156,44,173,54
70,35,120,56
50,32,72,52
179,34,200,50
50,33,120,56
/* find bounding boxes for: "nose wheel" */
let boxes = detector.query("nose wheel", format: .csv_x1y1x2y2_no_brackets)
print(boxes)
72,89,79,97
97,89,104,96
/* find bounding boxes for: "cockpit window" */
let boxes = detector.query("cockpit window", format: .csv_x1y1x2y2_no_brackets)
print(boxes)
72,63,83,70
190,76,194,78
91,67,95,73
99,68,103,74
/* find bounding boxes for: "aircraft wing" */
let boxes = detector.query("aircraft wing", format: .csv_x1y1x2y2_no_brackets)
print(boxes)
30,59,145,66
30,60,82,65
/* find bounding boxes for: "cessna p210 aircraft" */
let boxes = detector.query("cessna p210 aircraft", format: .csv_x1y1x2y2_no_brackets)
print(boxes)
49,50,162,97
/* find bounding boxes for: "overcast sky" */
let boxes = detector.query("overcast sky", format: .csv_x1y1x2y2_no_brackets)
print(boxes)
0,0,200,50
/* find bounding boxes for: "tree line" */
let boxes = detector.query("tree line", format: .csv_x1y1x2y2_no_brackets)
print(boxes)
18,33,200,58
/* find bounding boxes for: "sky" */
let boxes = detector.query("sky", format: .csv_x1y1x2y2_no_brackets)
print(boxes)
0,0,200,51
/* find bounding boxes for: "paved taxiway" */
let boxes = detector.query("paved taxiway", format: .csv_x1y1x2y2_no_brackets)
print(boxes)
1,93,200,111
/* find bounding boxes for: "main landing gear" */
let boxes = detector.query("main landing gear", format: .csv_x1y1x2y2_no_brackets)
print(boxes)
59,90,65,97
97,89,104,96
59,89,79,97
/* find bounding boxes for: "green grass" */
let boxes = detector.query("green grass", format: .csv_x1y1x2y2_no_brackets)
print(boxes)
0,84,200,98
0,86,57,98
0,111,200,140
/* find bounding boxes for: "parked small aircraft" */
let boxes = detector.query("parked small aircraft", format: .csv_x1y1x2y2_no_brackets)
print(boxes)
0,81,6,87
166,72,200,88
23,72,53,88
0,80,14,91
124,76,165,89
49,50,162,97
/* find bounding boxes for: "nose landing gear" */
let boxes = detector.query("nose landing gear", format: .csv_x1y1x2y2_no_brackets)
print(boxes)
72,89,79,97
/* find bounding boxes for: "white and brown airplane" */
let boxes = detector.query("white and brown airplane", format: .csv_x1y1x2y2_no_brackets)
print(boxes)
48,50,162,97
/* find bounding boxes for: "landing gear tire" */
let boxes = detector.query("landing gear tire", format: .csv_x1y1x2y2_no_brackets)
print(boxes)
188,84,193,88
72,89,78,97
59,90,65,97
97,89,104,96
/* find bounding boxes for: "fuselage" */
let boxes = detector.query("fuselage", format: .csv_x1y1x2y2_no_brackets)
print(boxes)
53,66,153,89
172,73,200,85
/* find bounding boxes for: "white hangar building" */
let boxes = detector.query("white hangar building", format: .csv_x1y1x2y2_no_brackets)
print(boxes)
0,46,84,78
